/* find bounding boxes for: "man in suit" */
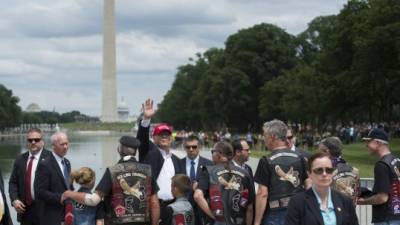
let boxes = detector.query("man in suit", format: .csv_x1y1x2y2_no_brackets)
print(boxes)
136,98,182,211
9,128,51,225
35,132,73,225
0,168,13,225
180,135,212,225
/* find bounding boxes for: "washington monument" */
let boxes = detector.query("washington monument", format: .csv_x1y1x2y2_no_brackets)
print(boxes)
101,0,118,122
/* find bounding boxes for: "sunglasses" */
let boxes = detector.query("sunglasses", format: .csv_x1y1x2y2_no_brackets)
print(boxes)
211,149,221,154
312,167,335,175
27,138,41,143
185,145,198,150
286,136,294,140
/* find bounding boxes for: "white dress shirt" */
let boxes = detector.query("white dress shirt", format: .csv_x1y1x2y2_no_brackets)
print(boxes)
185,155,199,177
52,152,67,177
156,149,175,200
27,149,44,200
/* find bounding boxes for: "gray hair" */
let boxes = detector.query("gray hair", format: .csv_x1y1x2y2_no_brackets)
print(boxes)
51,132,67,144
263,119,288,141
320,136,343,157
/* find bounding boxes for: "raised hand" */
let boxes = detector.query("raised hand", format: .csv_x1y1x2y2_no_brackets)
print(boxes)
142,98,155,120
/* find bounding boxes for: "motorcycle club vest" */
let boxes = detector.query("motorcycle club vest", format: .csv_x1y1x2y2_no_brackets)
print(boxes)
107,160,152,225
380,154,400,217
266,149,305,210
207,164,250,225
170,197,194,225
331,160,360,202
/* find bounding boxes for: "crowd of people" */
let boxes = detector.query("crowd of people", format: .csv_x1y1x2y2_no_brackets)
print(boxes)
0,98,399,225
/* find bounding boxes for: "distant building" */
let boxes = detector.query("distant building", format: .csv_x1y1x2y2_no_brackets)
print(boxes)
26,103,41,112
117,97,129,122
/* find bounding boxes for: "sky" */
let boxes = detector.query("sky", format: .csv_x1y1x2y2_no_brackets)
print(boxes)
0,0,348,117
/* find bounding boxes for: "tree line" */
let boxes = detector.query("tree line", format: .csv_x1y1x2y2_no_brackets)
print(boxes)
155,0,400,132
0,84,97,130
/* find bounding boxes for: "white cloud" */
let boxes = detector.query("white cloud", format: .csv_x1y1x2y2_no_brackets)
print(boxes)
0,0,348,116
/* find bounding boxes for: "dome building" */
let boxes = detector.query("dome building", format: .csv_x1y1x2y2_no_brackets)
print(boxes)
117,97,129,122
26,103,41,112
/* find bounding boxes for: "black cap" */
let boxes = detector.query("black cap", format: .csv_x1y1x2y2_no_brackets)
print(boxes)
119,136,140,149
362,129,389,143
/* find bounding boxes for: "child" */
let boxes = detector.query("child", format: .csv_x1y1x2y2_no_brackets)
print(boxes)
160,174,194,225
65,167,105,225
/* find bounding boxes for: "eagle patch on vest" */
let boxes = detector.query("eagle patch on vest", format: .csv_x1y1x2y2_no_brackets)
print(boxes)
275,165,300,187
109,162,152,224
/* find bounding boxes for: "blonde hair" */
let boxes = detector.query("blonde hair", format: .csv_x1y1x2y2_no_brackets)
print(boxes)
70,167,95,185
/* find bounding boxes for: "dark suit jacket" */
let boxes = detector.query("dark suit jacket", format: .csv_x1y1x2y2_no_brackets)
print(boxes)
35,153,73,225
0,169,13,225
136,122,182,178
8,149,51,222
179,156,213,181
180,156,212,225
285,188,359,225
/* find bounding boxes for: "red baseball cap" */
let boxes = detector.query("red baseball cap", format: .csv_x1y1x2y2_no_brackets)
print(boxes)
152,123,173,136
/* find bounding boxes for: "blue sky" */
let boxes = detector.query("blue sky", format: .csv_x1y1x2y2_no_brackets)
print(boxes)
0,0,347,116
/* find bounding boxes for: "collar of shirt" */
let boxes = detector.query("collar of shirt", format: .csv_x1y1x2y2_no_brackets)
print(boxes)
186,155,199,167
52,152,64,163
232,159,245,169
29,148,43,160
120,155,137,163
291,145,296,151
312,186,334,211
159,148,172,159
52,152,66,173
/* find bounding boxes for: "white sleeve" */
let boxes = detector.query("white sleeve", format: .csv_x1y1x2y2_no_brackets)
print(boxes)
141,119,151,127
84,193,101,206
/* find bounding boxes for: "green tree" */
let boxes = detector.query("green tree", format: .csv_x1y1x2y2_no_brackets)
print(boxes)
0,84,22,130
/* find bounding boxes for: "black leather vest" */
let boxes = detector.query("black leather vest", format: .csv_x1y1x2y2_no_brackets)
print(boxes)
107,161,152,225
207,164,250,225
331,162,360,202
266,149,305,209
380,154,400,217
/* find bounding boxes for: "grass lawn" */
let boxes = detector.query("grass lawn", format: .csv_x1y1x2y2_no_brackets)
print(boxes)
61,122,135,132
250,138,400,178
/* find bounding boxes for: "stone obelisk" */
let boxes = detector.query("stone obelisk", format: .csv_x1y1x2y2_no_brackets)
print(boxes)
101,0,118,122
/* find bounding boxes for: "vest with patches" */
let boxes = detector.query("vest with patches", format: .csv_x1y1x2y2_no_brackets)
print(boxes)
380,154,400,218
207,164,250,225
331,161,360,202
170,197,194,225
107,161,152,225
266,149,305,209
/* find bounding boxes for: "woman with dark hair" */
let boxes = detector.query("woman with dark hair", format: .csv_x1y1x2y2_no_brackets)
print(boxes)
284,152,359,225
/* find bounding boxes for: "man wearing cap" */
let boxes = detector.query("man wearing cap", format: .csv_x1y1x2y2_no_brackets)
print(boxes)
62,136,160,225
358,129,400,224
136,98,182,213
319,136,360,203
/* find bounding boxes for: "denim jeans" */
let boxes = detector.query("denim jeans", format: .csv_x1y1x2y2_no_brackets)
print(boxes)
262,209,287,225
374,220,400,225
214,222,227,225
